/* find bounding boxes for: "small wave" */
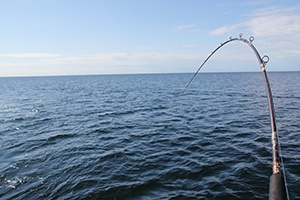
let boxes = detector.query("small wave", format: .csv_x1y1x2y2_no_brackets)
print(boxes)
8,116,36,122
71,179,98,191
210,126,229,133
90,178,163,199
1,73,299,199
46,134,75,142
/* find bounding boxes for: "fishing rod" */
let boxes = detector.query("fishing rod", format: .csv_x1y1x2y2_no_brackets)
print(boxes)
182,33,289,200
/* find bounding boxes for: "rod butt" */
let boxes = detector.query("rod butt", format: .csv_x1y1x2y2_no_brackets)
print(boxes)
269,173,287,200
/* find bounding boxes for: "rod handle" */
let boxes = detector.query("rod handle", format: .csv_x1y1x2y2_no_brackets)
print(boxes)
269,173,287,200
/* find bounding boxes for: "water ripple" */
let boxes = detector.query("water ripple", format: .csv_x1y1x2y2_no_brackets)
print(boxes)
0,73,299,199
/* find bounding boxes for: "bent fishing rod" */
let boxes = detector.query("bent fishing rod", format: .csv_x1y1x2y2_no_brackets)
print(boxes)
182,33,289,200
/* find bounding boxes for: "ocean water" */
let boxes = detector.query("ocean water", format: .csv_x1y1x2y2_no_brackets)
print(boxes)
0,72,299,200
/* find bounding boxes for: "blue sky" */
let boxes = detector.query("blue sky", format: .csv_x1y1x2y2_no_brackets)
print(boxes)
1,0,300,76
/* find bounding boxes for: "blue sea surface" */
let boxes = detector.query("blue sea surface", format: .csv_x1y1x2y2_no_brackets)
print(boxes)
0,72,299,199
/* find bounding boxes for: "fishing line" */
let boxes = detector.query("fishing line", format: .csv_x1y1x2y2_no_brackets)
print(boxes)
182,33,289,200
277,130,290,200
180,39,229,96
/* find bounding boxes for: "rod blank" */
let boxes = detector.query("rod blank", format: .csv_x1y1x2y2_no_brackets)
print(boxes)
182,34,288,200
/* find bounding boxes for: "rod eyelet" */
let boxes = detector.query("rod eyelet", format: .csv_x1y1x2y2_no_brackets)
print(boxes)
262,55,269,64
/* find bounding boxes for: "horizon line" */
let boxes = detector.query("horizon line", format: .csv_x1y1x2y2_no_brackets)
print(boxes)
1,70,299,78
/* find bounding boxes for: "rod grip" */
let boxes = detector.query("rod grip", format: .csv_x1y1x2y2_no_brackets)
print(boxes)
269,173,287,200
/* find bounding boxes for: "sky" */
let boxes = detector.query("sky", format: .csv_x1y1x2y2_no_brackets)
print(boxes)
0,0,300,76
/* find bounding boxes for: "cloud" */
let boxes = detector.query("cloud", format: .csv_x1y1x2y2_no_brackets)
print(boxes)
35,52,203,67
247,7,300,38
210,6,300,38
209,23,242,36
182,44,200,48
209,6,300,59
63,52,205,65
174,24,199,32
242,0,274,6
0,53,61,58
0,52,206,76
